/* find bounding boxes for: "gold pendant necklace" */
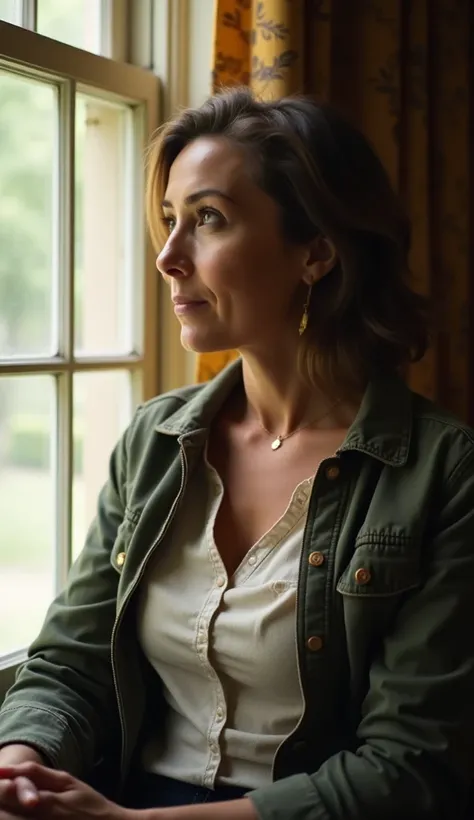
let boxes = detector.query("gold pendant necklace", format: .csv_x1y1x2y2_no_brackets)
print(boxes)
260,399,341,451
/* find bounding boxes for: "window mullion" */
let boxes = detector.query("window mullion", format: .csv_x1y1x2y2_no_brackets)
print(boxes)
54,78,75,590
130,0,153,68
57,79,75,362
55,372,73,590
152,0,189,119
102,0,129,62
21,0,37,30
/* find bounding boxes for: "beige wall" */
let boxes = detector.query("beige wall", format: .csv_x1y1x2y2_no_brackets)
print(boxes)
151,0,215,390
178,0,214,383
188,0,214,107
184,0,214,385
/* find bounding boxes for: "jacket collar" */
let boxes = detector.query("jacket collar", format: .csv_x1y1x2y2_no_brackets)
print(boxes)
337,375,412,466
155,358,412,467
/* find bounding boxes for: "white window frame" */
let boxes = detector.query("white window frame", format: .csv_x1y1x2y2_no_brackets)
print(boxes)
0,5,161,685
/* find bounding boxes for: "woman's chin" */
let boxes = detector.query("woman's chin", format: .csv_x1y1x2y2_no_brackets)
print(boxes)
179,327,235,355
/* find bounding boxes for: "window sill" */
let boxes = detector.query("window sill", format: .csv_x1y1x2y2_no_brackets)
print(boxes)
0,652,23,701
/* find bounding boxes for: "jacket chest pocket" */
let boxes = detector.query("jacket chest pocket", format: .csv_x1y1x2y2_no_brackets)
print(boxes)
334,533,421,707
337,533,420,598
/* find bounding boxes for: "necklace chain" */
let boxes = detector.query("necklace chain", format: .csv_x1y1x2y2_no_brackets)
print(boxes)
258,399,341,451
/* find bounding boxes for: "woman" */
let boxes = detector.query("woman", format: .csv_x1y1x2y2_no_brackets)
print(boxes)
0,87,473,820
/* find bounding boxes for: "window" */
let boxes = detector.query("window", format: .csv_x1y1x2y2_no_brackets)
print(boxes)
1,0,102,53
0,0,20,25
0,2,160,669
37,0,102,53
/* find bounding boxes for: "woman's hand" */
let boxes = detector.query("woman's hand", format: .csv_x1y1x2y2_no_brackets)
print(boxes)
0,762,130,820
0,776,39,815
0,744,44,817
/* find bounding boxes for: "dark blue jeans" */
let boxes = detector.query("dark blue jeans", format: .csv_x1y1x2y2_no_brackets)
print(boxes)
125,771,250,809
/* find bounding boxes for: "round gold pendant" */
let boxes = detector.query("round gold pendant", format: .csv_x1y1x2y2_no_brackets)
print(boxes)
271,437,282,450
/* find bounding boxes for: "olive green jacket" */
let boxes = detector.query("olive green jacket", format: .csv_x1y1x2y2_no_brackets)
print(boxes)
1,360,474,820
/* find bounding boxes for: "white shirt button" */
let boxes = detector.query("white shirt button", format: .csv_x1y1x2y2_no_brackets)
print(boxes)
210,742,219,754
216,707,224,719
216,576,226,587
248,555,257,566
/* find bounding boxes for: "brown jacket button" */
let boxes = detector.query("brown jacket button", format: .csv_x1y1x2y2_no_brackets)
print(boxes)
354,567,371,585
308,551,325,567
326,465,340,481
307,635,323,652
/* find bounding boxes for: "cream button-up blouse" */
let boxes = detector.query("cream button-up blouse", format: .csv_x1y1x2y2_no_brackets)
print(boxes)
137,452,311,790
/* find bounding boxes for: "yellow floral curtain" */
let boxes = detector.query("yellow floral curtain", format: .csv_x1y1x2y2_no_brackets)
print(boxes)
196,0,473,425
195,0,304,384
304,0,471,421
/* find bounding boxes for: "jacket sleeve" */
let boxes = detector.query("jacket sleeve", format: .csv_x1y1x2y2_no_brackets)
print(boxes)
249,449,474,820
0,410,138,779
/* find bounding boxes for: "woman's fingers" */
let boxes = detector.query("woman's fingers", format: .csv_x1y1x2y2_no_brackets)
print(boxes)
14,777,39,807
0,779,15,804
0,763,71,793
0,775,39,809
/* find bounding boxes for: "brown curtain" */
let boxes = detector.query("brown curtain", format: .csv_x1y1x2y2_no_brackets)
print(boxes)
197,0,473,425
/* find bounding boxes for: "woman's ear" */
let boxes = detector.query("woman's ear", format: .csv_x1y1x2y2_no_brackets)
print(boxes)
301,236,338,285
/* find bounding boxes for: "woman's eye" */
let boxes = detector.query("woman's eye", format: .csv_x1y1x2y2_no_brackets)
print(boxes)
161,216,176,233
161,209,222,234
197,208,221,226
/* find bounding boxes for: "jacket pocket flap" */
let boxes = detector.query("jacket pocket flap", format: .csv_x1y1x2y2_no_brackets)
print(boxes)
337,541,420,598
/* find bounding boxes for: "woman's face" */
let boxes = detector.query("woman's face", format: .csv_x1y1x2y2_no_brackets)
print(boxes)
156,135,315,354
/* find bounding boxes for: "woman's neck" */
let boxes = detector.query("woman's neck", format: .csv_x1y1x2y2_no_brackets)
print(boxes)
239,348,345,438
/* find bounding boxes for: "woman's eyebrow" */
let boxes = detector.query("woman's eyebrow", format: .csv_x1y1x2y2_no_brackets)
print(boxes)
161,188,235,208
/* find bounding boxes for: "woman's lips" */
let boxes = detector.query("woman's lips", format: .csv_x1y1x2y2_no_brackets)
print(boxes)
173,299,208,315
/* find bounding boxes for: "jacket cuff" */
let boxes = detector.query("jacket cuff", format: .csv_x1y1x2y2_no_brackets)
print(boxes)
248,773,329,820
0,705,83,774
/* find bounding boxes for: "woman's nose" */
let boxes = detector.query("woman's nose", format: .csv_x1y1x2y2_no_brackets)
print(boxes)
156,241,193,279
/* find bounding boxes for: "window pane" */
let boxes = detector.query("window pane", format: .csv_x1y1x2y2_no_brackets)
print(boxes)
72,370,133,561
0,376,55,655
75,96,136,356
37,0,101,54
0,69,56,358
0,0,21,24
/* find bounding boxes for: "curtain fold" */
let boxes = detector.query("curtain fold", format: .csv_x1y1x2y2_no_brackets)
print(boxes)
305,0,471,421
195,0,473,425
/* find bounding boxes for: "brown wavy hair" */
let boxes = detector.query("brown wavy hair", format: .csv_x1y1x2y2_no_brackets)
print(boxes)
146,87,429,396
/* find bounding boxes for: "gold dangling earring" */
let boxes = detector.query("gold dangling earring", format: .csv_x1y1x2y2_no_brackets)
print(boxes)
298,282,313,336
